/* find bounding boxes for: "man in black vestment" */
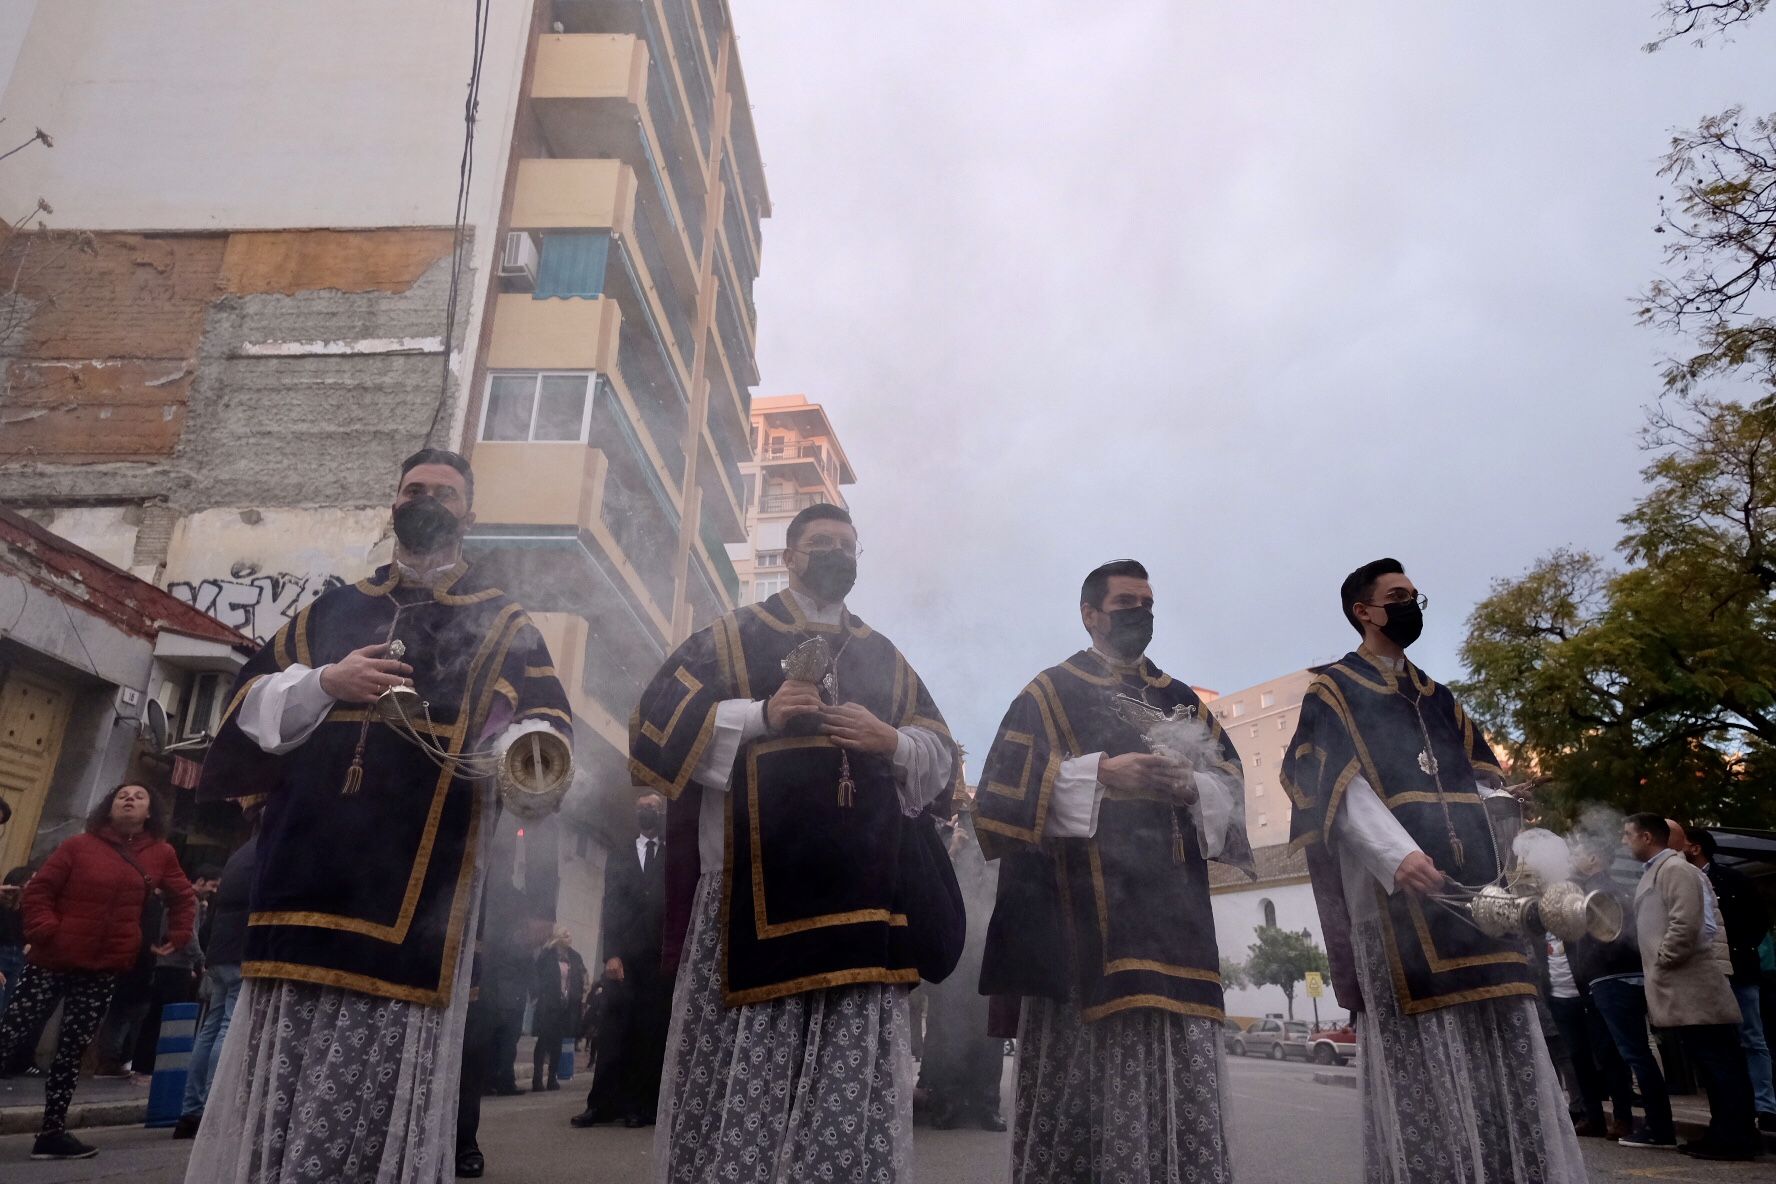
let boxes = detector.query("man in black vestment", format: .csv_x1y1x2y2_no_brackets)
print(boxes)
185,449,572,1184
571,792,669,1127
1284,558,1582,1184
978,559,1254,1184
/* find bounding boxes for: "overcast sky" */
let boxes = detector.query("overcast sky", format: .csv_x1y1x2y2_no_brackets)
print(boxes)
731,1,1776,766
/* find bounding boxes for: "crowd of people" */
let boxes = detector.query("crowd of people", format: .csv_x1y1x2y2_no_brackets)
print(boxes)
2,465,1773,1184
1537,814,1773,1162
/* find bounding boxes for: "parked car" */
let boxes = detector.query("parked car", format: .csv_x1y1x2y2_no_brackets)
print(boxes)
1234,1018,1311,1059
1220,1019,1246,1055
1282,1023,1358,1066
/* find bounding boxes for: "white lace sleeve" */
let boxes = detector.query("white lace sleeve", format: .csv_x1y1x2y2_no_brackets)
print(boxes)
238,665,336,755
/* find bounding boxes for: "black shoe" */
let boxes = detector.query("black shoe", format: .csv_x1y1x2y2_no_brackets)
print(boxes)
532,1077,545,1092
1759,1112,1776,1134
455,1147,485,1178
1617,1126,1677,1149
31,1131,99,1160
171,1114,201,1140
978,1112,1008,1133
623,1115,646,1129
1571,1118,1606,1138
546,1078,560,1091
569,1109,602,1128
493,1085,526,1096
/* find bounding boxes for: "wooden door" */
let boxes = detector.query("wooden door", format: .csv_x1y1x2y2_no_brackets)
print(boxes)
0,668,74,872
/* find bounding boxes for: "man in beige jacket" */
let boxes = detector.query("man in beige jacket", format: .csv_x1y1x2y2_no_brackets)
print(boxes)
1623,814,1761,1161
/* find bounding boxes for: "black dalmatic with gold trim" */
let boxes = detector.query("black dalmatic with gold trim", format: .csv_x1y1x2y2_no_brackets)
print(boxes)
1282,650,1533,1016
976,651,1253,1024
629,592,959,1008
198,564,570,1007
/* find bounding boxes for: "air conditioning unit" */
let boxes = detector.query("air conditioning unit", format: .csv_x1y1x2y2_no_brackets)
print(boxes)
500,231,540,290
181,672,228,741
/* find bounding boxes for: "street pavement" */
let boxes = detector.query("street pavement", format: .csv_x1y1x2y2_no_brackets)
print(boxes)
1,1055,1768,1182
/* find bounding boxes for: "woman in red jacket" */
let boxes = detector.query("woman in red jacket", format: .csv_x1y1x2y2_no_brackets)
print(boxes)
0,783,195,1161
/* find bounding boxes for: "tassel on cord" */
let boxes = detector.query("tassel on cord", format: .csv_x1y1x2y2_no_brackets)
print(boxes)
837,752,856,808
1172,812,1187,863
341,758,364,795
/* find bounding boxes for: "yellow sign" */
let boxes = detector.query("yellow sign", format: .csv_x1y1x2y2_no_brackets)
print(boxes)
1304,971,1325,999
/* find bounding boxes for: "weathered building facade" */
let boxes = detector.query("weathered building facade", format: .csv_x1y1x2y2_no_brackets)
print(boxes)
0,0,770,943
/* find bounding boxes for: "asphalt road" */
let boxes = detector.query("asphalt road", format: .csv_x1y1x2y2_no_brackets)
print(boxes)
1,1056,1767,1182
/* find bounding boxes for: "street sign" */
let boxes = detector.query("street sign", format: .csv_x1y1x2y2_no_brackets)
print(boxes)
1304,971,1324,999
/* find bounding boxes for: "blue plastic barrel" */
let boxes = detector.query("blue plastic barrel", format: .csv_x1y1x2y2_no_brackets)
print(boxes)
144,1002,198,1128
556,1037,575,1081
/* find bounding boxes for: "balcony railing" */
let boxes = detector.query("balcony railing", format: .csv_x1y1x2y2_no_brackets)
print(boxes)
759,492,824,515
758,443,838,489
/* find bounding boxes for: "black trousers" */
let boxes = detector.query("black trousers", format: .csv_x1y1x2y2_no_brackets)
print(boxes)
1548,994,1632,1127
457,997,494,1155
0,967,116,1135
584,968,670,1121
489,1004,524,1093
1675,1023,1760,1153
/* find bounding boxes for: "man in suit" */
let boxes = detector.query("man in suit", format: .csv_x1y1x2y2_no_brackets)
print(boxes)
1623,814,1761,1161
571,792,669,1128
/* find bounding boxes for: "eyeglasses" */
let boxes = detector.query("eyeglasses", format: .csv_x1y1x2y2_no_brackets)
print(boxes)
1363,592,1428,611
791,543,862,559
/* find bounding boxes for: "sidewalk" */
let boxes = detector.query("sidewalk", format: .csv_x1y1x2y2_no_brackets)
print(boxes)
0,1071,151,1136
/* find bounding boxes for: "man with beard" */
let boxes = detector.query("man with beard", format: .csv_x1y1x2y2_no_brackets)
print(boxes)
185,449,573,1184
977,559,1254,1183
571,792,669,1127
1284,558,1584,1183
630,503,961,1183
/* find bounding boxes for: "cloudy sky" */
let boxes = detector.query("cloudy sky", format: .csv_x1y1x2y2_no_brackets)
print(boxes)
731,1,1776,764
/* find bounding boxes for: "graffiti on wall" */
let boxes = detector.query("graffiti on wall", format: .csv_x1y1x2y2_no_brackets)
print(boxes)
168,571,345,642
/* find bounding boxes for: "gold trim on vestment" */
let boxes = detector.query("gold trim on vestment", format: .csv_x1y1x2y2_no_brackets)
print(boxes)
641,667,705,746
524,665,556,679
251,602,525,942
627,703,718,801
1079,993,1225,1024
1376,885,1534,1014
244,959,451,1007
1406,893,1529,973
221,674,267,729
722,966,920,1008
743,735,909,938
520,706,573,725
1088,843,1219,983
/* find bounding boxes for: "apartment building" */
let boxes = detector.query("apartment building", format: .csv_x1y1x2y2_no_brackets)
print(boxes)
728,394,856,603
0,0,769,941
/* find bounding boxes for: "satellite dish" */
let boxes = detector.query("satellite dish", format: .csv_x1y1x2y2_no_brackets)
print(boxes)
142,699,171,754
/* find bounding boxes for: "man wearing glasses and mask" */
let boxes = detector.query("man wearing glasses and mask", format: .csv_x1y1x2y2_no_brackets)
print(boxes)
976,559,1254,1184
1283,559,1583,1183
630,503,962,1183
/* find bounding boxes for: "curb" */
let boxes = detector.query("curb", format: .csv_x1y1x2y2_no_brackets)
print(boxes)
0,1100,147,1137
1312,1072,1357,1089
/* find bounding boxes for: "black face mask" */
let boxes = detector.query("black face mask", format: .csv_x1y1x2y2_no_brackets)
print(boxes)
392,496,462,554
636,807,661,834
799,550,857,603
1102,606,1154,660
1378,600,1424,649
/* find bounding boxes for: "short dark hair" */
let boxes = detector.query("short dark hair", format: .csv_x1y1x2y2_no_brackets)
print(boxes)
1340,558,1404,634
85,783,169,840
1686,826,1717,857
400,448,474,506
1624,812,1670,844
786,503,853,550
194,864,224,882
1081,560,1149,610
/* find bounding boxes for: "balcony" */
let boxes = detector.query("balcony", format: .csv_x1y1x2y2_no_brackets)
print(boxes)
532,33,705,278
472,441,610,529
758,442,840,492
511,159,635,231
757,491,827,517
487,293,622,372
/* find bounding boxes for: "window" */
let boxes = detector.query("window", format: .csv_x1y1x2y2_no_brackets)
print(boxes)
752,573,789,602
1255,782,1266,797
1277,716,1287,732
1260,691,1276,708
1261,898,1277,928
1254,752,1263,767
481,372,595,442
756,550,783,568
1249,724,1258,739
1229,701,1245,718
1259,812,1270,828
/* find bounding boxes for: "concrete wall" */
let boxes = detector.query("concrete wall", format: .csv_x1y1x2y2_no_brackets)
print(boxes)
1211,877,1347,1023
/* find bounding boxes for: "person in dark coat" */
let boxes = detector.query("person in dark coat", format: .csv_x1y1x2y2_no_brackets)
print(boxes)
173,807,260,1138
1681,825,1776,1130
0,784,195,1160
916,809,1005,1130
571,793,669,1128
531,928,588,1091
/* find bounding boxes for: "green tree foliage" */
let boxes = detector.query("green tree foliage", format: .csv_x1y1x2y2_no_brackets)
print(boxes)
1457,395,1776,826
1244,927,1330,1022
